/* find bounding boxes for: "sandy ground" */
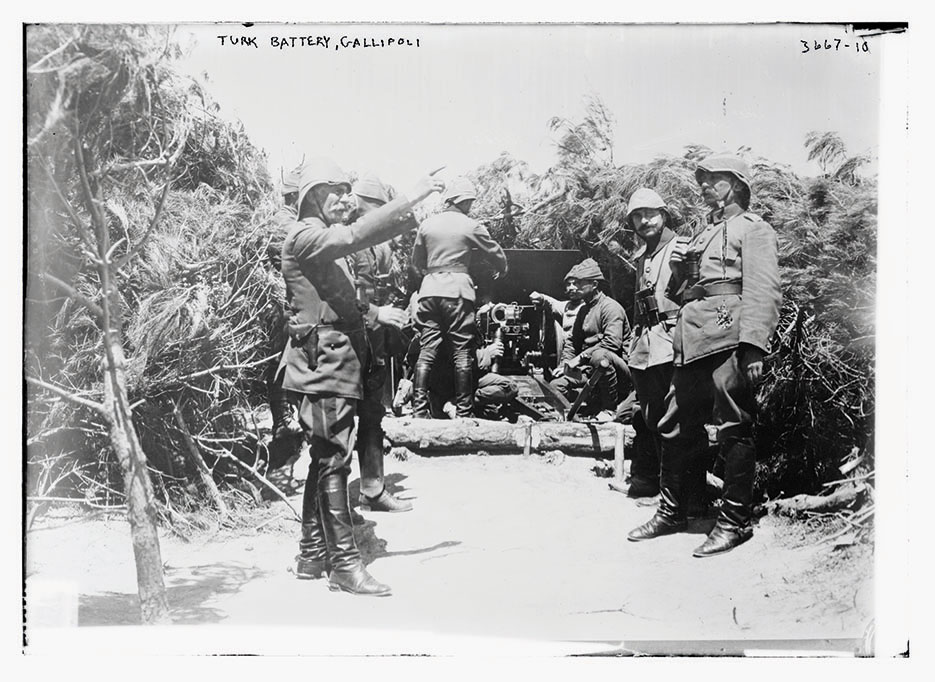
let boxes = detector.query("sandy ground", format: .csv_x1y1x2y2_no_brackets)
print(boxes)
23,445,874,656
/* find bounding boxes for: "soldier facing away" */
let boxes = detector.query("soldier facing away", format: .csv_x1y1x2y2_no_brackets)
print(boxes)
410,176,508,418
627,154,781,557
277,158,443,596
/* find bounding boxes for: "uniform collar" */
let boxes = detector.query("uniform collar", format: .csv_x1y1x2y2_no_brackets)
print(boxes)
707,203,745,224
634,226,677,259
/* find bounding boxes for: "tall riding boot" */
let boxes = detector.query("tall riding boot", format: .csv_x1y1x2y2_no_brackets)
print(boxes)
693,438,756,557
357,427,412,512
319,471,392,596
627,438,691,541
296,456,328,579
684,454,710,519
412,365,432,419
453,361,474,418
627,414,660,498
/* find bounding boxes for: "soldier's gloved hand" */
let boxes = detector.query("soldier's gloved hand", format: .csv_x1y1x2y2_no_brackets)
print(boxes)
529,291,544,303
488,339,505,358
407,167,447,204
739,344,765,384
376,305,409,329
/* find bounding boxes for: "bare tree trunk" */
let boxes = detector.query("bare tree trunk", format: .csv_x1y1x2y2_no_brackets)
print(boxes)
103,342,171,624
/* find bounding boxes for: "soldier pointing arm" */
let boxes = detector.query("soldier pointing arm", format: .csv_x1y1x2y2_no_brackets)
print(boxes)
278,158,443,597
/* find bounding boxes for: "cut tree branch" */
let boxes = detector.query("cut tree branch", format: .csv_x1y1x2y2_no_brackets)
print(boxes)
41,272,104,320
215,449,301,522
26,376,108,416
173,403,230,520
176,353,279,382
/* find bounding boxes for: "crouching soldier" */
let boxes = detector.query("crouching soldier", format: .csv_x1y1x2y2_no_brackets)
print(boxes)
549,259,632,422
628,154,781,557
278,158,443,595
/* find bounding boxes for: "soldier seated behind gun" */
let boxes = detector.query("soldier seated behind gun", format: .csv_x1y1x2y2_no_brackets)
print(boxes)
548,258,632,423
529,280,585,372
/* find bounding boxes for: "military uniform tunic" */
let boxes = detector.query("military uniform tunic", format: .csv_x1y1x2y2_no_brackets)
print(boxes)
658,204,781,445
277,197,416,476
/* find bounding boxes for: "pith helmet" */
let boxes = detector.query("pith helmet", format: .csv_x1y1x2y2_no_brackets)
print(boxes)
442,176,478,205
297,158,351,215
353,173,390,205
625,188,669,224
695,154,753,193
281,165,302,196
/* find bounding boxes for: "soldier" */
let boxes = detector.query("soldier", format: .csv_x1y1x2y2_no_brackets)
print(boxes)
346,173,414,513
278,158,443,596
549,259,632,423
265,165,304,442
628,154,781,557
623,188,681,497
529,280,585,372
410,177,508,418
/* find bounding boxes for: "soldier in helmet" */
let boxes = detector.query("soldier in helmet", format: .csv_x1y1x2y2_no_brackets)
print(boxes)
277,158,444,595
410,176,508,418
622,188,682,497
264,165,304,442
346,173,415,513
628,154,781,557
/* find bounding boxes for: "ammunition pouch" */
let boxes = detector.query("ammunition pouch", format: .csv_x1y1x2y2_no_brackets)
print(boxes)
682,281,743,303
287,322,319,370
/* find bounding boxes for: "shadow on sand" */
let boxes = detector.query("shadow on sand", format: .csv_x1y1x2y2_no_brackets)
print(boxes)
78,562,268,626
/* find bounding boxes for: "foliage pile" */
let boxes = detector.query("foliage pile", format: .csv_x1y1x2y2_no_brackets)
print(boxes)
26,25,280,516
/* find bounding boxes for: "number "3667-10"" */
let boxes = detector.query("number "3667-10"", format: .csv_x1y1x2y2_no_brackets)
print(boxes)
801,38,870,53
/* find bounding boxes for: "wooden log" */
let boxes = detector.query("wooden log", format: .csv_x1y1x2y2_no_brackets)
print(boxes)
381,417,634,456
763,484,864,517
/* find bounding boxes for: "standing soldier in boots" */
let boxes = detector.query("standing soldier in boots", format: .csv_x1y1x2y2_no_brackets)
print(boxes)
277,158,443,595
623,188,681,497
627,154,781,557
347,173,415,512
410,176,508,418
264,165,304,442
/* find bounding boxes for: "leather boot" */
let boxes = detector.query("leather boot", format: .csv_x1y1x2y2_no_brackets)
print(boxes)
357,428,412,512
412,365,432,419
319,472,392,596
628,438,690,541
684,455,710,519
627,420,660,498
693,439,756,557
453,360,474,418
295,457,328,579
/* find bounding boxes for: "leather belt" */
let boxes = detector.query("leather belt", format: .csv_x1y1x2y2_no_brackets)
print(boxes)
636,309,680,326
682,281,742,302
426,264,469,274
